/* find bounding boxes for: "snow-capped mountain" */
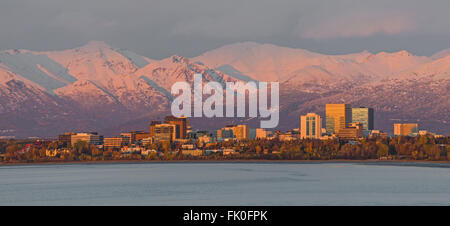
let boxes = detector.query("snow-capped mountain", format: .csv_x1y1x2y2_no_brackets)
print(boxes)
193,42,430,83
0,41,244,137
0,41,448,137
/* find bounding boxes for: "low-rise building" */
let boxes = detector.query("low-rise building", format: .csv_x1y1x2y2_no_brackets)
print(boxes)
58,132,76,146
394,123,419,136
278,130,299,141
205,149,222,155
103,137,123,148
337,123,364,140
45,148,70,157
135,131,151,141
217,125,250,140
141,149,157,156
120,145,144,154
181,144,196,150
121,131,151,144
369,130,388,138
223,148,238,155
197,134,213,144
419,130,430,136
255,128,272,139
71,132,102,147
279,133,295,141
141,137,154,146
120,132,135,144
181,149,204,156
45,149,58,157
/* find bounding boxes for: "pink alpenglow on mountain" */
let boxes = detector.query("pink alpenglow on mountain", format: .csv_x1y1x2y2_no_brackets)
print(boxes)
0,41,448,137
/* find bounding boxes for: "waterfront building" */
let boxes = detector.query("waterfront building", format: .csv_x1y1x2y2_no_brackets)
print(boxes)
300,113,322,139
326,104,352,134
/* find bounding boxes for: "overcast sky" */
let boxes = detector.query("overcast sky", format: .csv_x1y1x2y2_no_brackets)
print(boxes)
1,0,450,59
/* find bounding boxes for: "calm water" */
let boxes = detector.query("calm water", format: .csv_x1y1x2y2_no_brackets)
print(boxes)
0,162,449,205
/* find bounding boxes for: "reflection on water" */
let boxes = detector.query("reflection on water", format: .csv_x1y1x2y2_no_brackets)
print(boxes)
0,162,449,205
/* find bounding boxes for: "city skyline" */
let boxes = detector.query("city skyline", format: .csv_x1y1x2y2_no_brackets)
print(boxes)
1,0,449,210
2,108,445,165
52,102,441,143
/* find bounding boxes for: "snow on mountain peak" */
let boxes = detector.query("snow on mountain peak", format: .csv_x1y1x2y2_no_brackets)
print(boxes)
43,41,142,84
373,50,414,58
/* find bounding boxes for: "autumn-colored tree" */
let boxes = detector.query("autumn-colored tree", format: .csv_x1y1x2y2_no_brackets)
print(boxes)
376,142,389,158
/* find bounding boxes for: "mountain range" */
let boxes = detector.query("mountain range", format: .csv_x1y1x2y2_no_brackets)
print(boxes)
0,41,448,138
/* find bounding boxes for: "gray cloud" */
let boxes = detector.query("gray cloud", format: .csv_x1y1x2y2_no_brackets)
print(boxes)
0,0,449,58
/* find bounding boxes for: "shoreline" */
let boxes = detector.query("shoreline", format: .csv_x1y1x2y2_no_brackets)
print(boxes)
1,159,449,167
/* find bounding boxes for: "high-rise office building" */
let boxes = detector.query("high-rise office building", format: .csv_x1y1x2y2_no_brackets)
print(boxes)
164,116,188,139
394,123,419,136
352,107,374,134
326,104,352,134
233,124,250,140
300,113,322,139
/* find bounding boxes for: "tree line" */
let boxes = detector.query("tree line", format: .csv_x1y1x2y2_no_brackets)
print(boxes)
0,135,448,163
